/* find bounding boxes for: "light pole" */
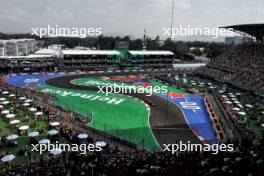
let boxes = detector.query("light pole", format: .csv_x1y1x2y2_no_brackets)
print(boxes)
170,0,175,41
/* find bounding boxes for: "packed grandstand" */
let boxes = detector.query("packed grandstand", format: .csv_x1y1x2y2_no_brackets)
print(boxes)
198,44,264,95
0,24,264,176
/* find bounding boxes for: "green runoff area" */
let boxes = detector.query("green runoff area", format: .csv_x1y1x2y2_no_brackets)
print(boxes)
32,77,188,151
68,77,188,148
72,77,187,95
33,85,160,151
72,77,135,87
149,79,187,95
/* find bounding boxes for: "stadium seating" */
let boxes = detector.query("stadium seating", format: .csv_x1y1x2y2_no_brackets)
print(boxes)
197,44,264,95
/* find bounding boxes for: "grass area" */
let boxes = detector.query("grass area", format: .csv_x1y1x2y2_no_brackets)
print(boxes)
235,97,264,136
0,134,72,166
72,77,134,87
0,108,48,136
0,117,11,135
72,77,187,95
0,97,50,166
149,79,187,95
1,135,48,166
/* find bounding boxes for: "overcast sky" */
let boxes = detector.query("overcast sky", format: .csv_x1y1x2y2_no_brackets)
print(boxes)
0,0,263,40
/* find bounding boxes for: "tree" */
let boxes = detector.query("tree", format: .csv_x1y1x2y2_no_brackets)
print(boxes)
192,48,202,56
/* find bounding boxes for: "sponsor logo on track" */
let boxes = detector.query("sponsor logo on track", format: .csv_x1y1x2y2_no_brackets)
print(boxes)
24,78,39,84
74,80,168,96
41,88,125,105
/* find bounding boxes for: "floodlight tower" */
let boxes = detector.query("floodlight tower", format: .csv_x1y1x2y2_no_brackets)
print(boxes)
166,0,175,127
170,0,175,41
143,27,147,50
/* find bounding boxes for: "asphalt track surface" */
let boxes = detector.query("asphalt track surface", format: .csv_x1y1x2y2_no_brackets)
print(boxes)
45,72,200,148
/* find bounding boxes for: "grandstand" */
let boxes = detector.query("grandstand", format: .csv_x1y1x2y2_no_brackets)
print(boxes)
221,24,264,42
197,24,264,97
199,44,264,92
59,49,175,71
0,48,175,72
122,50,174,70
0,55,55,72
61,50,121,71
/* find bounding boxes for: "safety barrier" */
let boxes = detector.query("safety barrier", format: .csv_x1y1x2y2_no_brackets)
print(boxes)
204,94,226,140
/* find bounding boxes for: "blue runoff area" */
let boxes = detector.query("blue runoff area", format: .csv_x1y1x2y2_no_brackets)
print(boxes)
6,73,64,88
159,94,218,142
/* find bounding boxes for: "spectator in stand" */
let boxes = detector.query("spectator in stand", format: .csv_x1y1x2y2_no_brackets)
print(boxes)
3,132,264,176
197,44,264,94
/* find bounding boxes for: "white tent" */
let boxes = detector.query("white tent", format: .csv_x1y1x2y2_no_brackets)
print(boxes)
7,134,18,141
48,130,58,135
39,139,50,144
77,134,88,139
50,122,60,127
96,141,107,147
50,148,62,155
19,125,29,130
1,154,15,162
10,120,20,125
6,114,15,119
1,110,10,114
28,131,39,137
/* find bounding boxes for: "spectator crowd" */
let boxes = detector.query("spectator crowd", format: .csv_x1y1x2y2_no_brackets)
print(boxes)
2,133,264,176
198,44,264,95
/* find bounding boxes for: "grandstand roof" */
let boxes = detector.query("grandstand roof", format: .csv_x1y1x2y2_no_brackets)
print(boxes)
35,48,58,55
128,50,174,55
62,50,120,55
0,39,35,44
0,54,54,59
221,24,264,41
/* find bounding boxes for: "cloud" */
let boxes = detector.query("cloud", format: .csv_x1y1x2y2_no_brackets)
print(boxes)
0,7,30,23
0,0,263,40
43,7,75,22
175,0,192,9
